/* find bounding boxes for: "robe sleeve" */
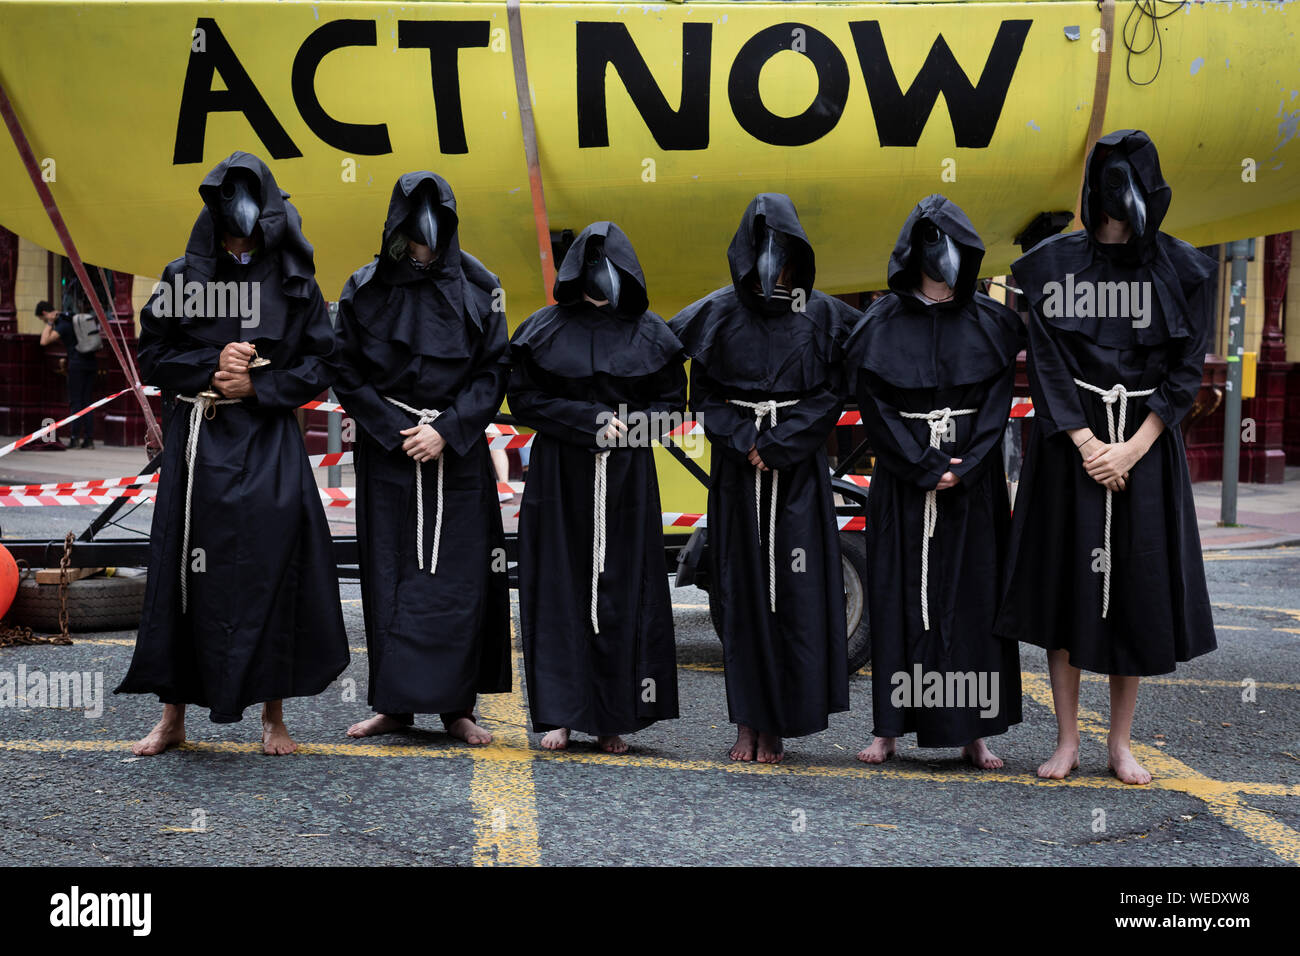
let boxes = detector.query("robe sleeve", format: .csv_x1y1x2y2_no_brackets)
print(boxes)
645,361,688,414
1145,276,1213,429
505,354,611,450
331,297,412,453
857,371,952,490
689,362,759,460
949,368,1014,484
137,273,221,395
1025,304,1088,438
248,287,340,410
432,310,510,458
633,361,688,444
752,384,842,471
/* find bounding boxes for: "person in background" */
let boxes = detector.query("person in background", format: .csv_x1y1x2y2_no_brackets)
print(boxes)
36,300,98,448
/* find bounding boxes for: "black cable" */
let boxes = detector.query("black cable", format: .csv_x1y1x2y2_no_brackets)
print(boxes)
1123,0,1190,87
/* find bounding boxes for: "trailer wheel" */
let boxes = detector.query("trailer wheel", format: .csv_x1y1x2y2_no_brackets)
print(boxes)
706,534,871,673
839,532,871,674
5,574,146,634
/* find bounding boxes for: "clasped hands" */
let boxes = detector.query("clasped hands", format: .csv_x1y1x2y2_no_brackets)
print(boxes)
401,423,446,463
1074,431,1141,492
211,342,257,399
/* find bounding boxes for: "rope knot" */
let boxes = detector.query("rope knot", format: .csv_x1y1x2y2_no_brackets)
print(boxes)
176,393,239,612
726,397,801,613
1072,378,1157,618
899,405,978,630
385,397,445,575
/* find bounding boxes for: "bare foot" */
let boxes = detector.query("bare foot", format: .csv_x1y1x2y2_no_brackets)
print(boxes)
132,716,185,756
597,735,628,754
261,707,298,756
856,736,896,764
446,716,492,746
541,728,570,751
1108,744,1153,785
730,724,757,762
1037,739,1080,779
347,714,409,739
961,738,1004,770
757,732,784,764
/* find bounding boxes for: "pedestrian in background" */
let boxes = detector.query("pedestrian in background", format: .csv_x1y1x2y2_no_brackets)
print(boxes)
36,300,99,448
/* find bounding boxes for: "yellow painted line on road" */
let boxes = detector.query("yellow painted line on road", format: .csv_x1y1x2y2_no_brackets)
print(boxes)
1020,673,1300,865
676,661,1300,692
1214,602,1300,622
468,642,541,867
16,640,1300,693
1076,672,1299,692
1203,551,1299,562
4,735,1298,798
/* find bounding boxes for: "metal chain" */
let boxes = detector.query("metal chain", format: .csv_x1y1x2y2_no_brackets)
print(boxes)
58,531,73,640
0,561,71,646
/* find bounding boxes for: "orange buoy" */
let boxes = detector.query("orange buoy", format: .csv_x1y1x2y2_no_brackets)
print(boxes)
0,544,17,618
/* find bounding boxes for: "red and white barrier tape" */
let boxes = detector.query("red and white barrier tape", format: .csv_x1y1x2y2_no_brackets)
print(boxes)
0,485,358,509
2,389,1035,463
2,388,1035,508
0,386,162,459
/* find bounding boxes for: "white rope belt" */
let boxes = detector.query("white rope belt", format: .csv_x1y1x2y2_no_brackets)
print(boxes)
175,393,239,613
899,407,977,631
591,449,610,634
728,398,800,613
1073,379,1156,618
385,397,445,575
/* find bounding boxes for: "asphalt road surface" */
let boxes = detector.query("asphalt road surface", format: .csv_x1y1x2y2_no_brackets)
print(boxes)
1,504,1297,866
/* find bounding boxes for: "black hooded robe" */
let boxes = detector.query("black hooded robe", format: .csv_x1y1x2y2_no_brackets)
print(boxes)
115,152,349,722
995,130,1218,676
334,172,511,719
507,222,684,737
847,195,1024,747
670,193,856,739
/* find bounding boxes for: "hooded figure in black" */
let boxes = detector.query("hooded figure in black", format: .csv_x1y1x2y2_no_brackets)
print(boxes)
506,222,685,753
669,193,858,763
116,151,349,756
845,195,1024,768
334,172,511,744
995,130,1217,785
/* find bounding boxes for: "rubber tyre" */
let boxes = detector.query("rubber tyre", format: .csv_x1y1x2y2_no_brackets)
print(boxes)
6,574,146,633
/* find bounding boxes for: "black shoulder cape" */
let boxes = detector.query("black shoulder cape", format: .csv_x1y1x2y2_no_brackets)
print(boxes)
670,193,858,393
163,151,317,346
847,194,1024,389
1011,129,1217,350
339,171,498,361
510,221,682,379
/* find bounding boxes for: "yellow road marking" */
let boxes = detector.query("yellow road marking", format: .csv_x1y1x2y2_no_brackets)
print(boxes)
1203,551,1299,561
1214,602,1300,622
1020,673,1300,865
2,735,1297,796
9,603,1300,862
13,638,1300,693
677,662,1300,692
468,641,540,867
